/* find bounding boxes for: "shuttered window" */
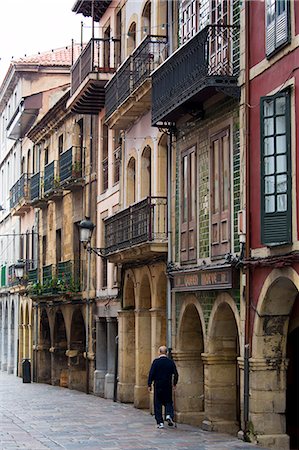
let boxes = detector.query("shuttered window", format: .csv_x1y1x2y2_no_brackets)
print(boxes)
265,0,290,57
261,90,291,246
181,146,197,263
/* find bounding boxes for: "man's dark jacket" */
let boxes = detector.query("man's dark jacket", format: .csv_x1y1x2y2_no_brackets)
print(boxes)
148,356,178,403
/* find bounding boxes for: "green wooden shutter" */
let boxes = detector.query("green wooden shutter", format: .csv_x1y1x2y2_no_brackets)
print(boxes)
265,0,290,57
260,90,291,246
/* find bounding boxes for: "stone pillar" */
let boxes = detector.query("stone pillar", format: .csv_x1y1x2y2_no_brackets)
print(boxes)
7,305,14,374
249,357,289,450
202,353,239,434
134,308,151,409
94,318,107,396
104,317,117,399
1,307,8,372
149,308,166,413
172,350,205,426
118,309,135,403
18,324,24,376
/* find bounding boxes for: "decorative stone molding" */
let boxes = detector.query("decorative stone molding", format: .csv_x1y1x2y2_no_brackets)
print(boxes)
201,353,236,365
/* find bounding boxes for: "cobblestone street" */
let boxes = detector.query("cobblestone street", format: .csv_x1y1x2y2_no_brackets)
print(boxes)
0,372,268,450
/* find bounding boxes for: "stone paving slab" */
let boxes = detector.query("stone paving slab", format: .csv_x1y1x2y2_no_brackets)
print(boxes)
0,372,268,450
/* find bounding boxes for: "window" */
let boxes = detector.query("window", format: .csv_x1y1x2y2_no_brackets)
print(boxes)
102,124,108,192
101,256,108,288
181,0,200,44
58,134,64,154
181,146,196,262
210,128,231,258
265,0,290,57
261,90,291,245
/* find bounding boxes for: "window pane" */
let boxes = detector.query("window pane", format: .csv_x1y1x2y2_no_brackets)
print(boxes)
265,156,275,175
264,99,274,116
276,135,286,154
277,174,287,193
276,116,286,134
276,96,286,115
276,155,287,173
265,176,275,194
265,195,275,213
264,118,274,136
277,0,286,16
264,137,274,155
277,194,287,212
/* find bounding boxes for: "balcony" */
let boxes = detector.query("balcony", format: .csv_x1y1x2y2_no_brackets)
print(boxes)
105,35,168,129
59,146,84,190
152,25,240,126
8,265,18,287
28,261,81,298
6,93,42,140
72,1,112,22
10,173,31,215
104,196,167,263
67,38,119,115
29,172,47,208
43,161,62,200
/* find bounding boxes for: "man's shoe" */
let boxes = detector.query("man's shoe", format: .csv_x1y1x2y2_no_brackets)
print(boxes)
157,423,164,429
166,415,174,427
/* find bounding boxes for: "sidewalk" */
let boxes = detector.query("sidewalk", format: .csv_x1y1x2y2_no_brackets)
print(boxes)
0,372,267,450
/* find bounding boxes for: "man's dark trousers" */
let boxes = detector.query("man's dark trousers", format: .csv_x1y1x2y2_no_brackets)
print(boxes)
154,386,174,424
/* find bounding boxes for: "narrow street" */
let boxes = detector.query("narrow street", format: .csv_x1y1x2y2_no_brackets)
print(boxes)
0,373,267,450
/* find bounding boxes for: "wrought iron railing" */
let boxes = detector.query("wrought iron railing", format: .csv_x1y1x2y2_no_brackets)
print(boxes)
42,264,54,295
10,173,30,209
71,38,120,95
104,196,167,254
8,264,18,287
105,35,168,120
44,161,59,195
28,267,38,284
59,146,83,184
30,172,42,202
152,25,239,124
57,260,81,293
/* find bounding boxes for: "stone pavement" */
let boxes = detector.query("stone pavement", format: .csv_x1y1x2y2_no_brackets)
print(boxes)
0,372,267,450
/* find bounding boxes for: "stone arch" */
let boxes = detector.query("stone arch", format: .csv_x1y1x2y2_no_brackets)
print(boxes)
52,309,68,387
118,270,136,403
69,308,86,392
204,294,240,434
38,308,51,383
126,156,136,205
141,0,151,36
140,145,151,199
250,269,299,449
175,297,205,426
157,134,167,197
137,271,152,309
127,20,137,55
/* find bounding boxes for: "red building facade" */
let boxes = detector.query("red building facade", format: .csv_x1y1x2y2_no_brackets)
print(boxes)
246,2,299,449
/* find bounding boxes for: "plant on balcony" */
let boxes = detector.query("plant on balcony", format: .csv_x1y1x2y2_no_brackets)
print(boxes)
27,282,44,296
72,161,82,177
53,176,61,189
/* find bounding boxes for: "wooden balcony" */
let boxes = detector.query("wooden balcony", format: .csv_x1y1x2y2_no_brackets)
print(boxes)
59,146,84,191
104,197,167,263
43,161,62,201
67,38,119,115
105,35,168,129
152,25,240,126
10,173,31,216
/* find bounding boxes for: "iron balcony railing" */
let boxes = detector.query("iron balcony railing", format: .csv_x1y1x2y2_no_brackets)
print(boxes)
28,267,38,284
30,172,42,202
8,264,18,287
57,260,81,293
104,196,167,254
105,35,168,120
71,38,120,95
59,146,83,185
152,24,240,125
10,173,31,209
44,161,60,195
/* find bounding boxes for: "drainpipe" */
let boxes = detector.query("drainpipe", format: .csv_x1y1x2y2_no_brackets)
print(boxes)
166,129,173,352
244,0,251,438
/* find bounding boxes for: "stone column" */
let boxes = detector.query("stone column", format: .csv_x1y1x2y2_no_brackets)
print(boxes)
249,357,289,450
1,306,8,372
94,318,107,397
118,309,135,403
202,353,239,435
134,308,151,409
7,304,14,374
149,307,166,413
173,350,205,426
104,317,117,399
18,324,24,376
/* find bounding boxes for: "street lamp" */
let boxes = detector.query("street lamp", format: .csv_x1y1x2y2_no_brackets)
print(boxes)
79,217,95,246
15,259,25,279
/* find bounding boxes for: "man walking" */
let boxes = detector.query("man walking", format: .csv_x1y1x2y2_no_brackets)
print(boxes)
148,345,179,429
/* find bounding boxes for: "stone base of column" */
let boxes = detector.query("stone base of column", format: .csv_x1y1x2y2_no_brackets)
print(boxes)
202,419,239,435
104,373,115,399
117,382,134,403
134,384,149,409
175,411,204,427
7,364,14,374
256,434,289,450
93,370,106,397
1,363,7,371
